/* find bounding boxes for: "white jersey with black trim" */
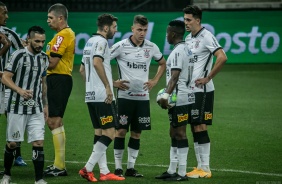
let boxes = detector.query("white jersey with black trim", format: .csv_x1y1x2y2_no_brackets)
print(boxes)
166,41,195,106
110,36,163,100
0,26,23,92
185,27,222,93
5,47,49,114
81,33,115,102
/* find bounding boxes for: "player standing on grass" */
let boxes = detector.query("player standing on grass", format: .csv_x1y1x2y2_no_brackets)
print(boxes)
44,3,75,177
0,1,28,171
0,25,49,184
78,13,125,182
110,14,166,178
183,5,227,178
155,20,194,181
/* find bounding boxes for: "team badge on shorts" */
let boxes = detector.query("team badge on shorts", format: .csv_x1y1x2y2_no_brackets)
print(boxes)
119,115,128,125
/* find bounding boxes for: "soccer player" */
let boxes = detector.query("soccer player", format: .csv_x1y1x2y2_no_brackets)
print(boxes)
183,5,227,178
0,25,49,184
110,15,166,177
0,1,27,169
44,3,75,177
78,14,125,182
155,20,194,181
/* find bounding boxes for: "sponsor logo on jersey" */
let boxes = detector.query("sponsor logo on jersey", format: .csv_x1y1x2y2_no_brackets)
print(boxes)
119,115,128,125
23,61,30,67
204,112,213,120
177,113,188,123
85,91,95,100
143,49,150,58
32,66,38,71
19,99,39,107
101,116,113,125
127,62,147,72
127,92,147,97
12,131,21,140
52,35,64,52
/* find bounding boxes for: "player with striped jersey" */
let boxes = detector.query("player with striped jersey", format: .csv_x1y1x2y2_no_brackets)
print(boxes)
110,15,166,177
78,14,125,182
0,1,28,170
183,5,227,179
0,26,49,184
155,20,194,181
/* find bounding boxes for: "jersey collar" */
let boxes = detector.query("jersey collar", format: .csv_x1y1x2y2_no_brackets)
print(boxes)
92,33,106,39
172,41,185,50
192,27,205,38
129,35,144,47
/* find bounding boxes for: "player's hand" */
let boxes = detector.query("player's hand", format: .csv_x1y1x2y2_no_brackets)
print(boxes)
144,79,157,91
43,105,49,122
195,77,210,88
0,33,11,46
18,89,33,100
157,98,169,109
113,80,129,91
105,85,113,104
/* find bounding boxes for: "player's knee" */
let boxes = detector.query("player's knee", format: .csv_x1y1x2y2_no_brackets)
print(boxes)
32,140,44,147
8,142,17,149
116,129,127,137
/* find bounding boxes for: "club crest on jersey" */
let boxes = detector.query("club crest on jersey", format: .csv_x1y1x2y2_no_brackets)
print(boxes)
119,115,128,125
52,35,64,52
195,40,200,49
143,49,150,58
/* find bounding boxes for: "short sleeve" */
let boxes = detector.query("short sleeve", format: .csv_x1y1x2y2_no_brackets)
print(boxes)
110,42,122,60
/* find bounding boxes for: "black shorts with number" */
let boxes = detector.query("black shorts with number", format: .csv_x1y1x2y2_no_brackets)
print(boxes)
47,74,73,118
191,91,214,125
168,104,192,128
116,98,150,131
87,101,117,129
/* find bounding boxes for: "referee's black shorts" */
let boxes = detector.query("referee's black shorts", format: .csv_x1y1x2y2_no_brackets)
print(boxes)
47,74,73,118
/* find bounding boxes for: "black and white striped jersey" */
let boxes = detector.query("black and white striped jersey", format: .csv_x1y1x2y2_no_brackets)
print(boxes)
5,47,49,114
0,26,23,92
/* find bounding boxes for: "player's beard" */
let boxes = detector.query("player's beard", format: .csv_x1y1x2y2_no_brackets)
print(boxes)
30,43,43,54
107,30,115,39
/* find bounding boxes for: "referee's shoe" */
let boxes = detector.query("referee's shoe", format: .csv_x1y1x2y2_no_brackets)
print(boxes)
44,166,68,177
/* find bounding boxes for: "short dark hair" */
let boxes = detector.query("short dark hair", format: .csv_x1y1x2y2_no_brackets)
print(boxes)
183,5,202,20
28,26,45,38
48,3,68,21
168,20,185,36
97,14,118,31
0,1,6,7
133,15,148,26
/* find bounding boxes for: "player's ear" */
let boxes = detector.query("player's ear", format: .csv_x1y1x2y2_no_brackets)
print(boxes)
103,25,109,33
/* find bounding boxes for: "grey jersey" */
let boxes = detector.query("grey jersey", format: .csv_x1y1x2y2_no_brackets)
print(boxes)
166,41,194,106
81,34,115,102
110,36,163,100
5,47,49,114
185,27,222,92
0,26,23,92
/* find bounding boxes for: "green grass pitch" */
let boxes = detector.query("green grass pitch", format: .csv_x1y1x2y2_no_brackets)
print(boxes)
1,64,282,184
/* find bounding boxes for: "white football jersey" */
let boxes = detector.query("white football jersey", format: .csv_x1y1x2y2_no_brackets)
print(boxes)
166,41,195,106
82,34,115,102
185,27,222,92
110,36,163,100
